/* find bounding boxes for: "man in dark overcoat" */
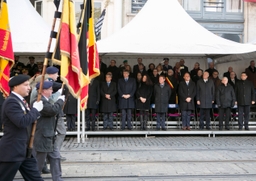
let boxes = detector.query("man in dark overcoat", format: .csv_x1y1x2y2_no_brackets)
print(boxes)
178,72,196,130
216,77,236,130
86,77,100,131
154,75,171,130
197,71,215,130
235,72,255,130
0,75,43,181
100,72,117,130
63,91,78,131
118,70,136,130
34,81,65,181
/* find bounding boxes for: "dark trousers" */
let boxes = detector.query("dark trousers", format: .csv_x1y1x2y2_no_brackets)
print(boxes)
121,109,132,129
85,109,96,130
181,110,191,128
238,105,250,129
0,156,43,181
66,114,76,130
199,108,211,129
139,110,149,130
219,107,231,129
103,112,114,129
156,113,166,129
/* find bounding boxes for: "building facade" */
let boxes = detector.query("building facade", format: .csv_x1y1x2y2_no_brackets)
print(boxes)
30,0,256,43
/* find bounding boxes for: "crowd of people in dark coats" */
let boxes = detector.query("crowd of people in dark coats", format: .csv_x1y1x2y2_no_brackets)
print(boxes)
1,58,256,132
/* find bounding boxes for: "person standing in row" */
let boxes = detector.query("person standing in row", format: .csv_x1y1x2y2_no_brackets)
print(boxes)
216,77,236,130
197,71,215,130
136,74,153,130
178,72,196,130
235,72,255,130
85,77,100,131
154,75,171,131
100,72,117,130
118,70,136,130
0,75,43,181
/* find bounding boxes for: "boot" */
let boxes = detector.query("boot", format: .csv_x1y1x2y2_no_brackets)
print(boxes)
140,115,144,130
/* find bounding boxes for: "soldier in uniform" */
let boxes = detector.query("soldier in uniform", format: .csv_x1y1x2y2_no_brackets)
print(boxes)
0,75,43,181
34,81,65,181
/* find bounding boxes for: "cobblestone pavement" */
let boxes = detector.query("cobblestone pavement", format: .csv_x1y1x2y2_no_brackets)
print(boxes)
15,136,256,180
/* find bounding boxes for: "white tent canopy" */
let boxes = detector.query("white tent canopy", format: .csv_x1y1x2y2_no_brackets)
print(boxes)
98,0,256,57
8,0,51,54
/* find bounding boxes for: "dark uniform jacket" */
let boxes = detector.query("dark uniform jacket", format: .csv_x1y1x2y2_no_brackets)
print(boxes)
154,83,171,113
0,93,40,161
235,79,255,106
87,79,100,109
178,80,196,111
136,83,153,110
216,83,236,108
47,78,62,93
100,81,117,113
34,96,64,152
196,79,215,108
118,77,136,109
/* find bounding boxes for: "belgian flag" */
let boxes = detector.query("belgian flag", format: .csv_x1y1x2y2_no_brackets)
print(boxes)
0,0,14,97
78,0,100,110
52,0,83,98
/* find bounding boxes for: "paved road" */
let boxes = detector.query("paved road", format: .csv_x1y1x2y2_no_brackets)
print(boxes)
15,136,256,180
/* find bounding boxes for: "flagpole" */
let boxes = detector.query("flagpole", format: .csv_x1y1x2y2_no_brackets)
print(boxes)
26,7,61,158
82,109,85,143
77,97,81,143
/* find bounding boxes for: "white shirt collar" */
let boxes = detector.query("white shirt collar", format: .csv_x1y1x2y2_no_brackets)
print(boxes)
11,91,24,101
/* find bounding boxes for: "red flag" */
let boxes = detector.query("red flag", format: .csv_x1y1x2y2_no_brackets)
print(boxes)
244,0,256,2
52,0,83,98
0,0,14,97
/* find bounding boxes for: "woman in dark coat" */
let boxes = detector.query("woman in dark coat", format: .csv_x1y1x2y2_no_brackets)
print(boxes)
136,74,153,130
100,72,117,130
178,73,196,130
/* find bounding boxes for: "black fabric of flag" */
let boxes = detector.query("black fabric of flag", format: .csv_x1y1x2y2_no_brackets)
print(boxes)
95,9,106,37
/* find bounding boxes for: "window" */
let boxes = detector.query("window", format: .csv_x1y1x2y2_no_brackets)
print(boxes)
204,0,224,12
183,0,201,11
226,0,243,13
30,0,42,15
131,0,147,13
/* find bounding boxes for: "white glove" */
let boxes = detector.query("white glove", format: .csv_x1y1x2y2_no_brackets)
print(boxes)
58,95,65,101
33,101,43,112
57,88,63,94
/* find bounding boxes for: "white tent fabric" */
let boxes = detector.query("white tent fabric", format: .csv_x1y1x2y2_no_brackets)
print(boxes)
8,0,51,54
98,0,256,56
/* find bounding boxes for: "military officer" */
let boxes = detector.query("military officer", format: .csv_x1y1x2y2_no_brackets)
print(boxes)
0,75,43,181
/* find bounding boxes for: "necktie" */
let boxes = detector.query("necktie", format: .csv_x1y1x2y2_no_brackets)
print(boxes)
107,82,110,87
125,78,128,82
23,99,30,110
160,84,164,88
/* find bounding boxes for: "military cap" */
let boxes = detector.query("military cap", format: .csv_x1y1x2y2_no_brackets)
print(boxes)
9,75,30,87
36,81,53,90
163,58,169,61
46,66,59,74
29,56,35,60
123,60,128,63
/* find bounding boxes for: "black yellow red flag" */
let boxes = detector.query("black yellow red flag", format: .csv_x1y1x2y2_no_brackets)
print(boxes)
52,0,83,98
0,0,14,97
78,0,100,110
